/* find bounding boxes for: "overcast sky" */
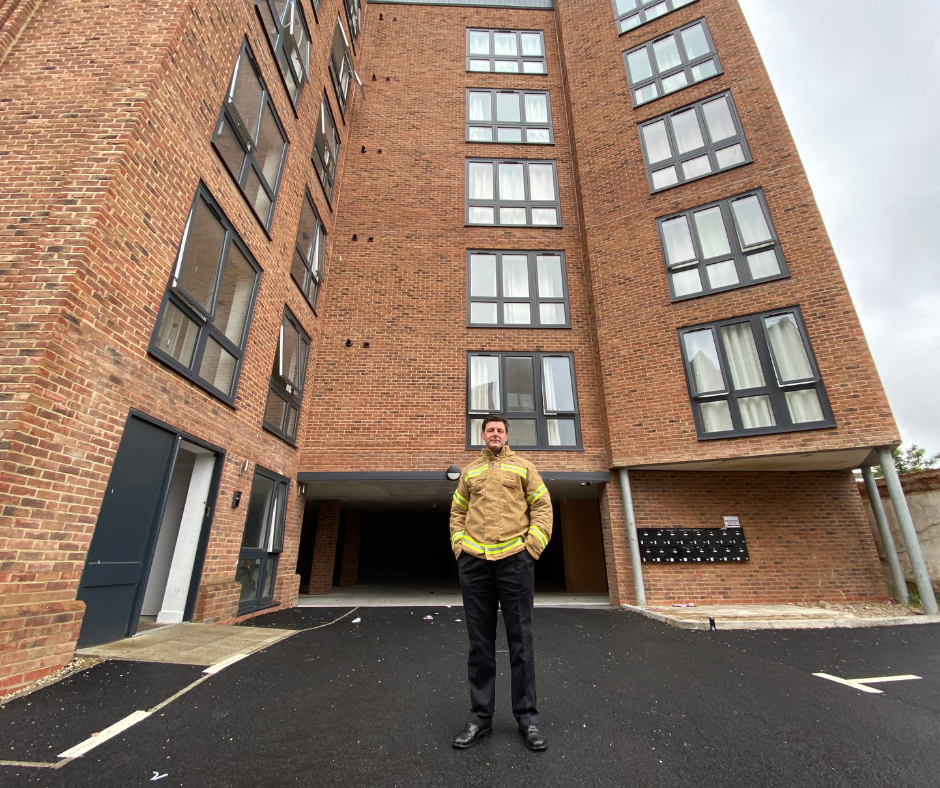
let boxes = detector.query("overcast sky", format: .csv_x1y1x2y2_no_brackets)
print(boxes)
736,0,940,453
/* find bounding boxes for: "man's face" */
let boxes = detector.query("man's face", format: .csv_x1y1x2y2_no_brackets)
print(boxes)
481,420,508,453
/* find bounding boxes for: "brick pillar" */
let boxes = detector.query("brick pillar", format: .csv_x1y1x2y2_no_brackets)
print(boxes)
338,511,362,587
308,500,341,595
599,478,632,607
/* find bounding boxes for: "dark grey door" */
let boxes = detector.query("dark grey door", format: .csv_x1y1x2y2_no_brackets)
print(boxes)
76,416,178,647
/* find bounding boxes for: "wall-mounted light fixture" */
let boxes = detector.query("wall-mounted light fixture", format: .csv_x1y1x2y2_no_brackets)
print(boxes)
446,465,461,481
239,459,249,476
298,483,307,496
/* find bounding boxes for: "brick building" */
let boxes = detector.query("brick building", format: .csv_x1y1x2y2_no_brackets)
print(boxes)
0,0,908,694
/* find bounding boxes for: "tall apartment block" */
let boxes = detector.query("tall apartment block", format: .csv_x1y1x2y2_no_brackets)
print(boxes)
0,0,914,694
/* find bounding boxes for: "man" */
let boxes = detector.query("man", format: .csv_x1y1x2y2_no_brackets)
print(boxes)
449,415,552,752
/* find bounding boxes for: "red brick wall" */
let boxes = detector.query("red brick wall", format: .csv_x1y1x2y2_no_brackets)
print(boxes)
308,499,340,594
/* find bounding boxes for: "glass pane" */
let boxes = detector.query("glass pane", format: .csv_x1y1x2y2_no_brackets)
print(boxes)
291,250,308,292
683,329,723,394
526,128,550,143
286,407,298,440
242,473,276,548
522,61,545,74
231,55,263,139
680,23,710,59
702,96,736,142
720,322,765,389
470,356,500,411
155,302,200,367
198,337,238,395
493,33,517,56
645,2,667,20
214,245,255,346
262,556,277,598
469,419,484,445
469,59,490,72
235,558,261,601
691,60,718,81
178,199,225,311
505,357,535,411
214,117,246,178
536,256,563,297
652,36,681,72
528,164,555,201
715,144,745,168
496,93,521,122
469,31,489,55
731,195,772,246
619,15,641,33
502,255,529,297
671,267,702,297
626,49,653,83
524,93,548,123
521,33,543,56
264,388,288,432
495,61,520,73
786,389,825,424
635,84,658,104
738,395,775,429
498,163,525,200
661,72,688,93
497,127,523,143
469,254,497,296
296,198,318,259
706,260,739,289
747,249,781,279
244,168,272,224
682,155,711,179
651,167,678,190
509,419,538,446
504,303,531,324
614,0,637,13
281,319,301,385
531,208,557,225
661,216,695,265
272,481,288,549
470,206,496,223
765,314,814,383
468,162,494,199
468,91,492,121
641,120,671,163
539,303,566,325
547,419,577,446
470,302,498,324
500,207,527,224
468,127,493,142
700,400,733,433
672,108,704,153
693,207,731,258
255,105,285,185
542,356,574,412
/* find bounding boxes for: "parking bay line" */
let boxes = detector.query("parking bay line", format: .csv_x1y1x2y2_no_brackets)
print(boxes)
813,673,922,694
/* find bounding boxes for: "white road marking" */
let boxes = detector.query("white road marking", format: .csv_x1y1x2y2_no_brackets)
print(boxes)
813,673,922,694
203,652,250,674
58,710,152,758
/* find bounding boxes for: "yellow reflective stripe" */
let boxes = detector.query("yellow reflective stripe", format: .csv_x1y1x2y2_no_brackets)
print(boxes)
466,467,487,480
451,530,465,548
526,484,547,505
453,492,469,510
502,464,528,479
461,535,525,556
529,526,549,549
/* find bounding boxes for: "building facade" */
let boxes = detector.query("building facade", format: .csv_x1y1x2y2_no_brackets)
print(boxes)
0,0,901,694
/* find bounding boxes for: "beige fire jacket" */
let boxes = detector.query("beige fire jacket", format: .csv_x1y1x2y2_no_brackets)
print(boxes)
449,446,552,561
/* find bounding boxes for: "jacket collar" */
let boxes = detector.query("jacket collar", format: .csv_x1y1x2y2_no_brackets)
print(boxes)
482,445,515,462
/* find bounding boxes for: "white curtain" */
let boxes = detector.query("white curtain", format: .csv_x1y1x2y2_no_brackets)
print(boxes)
738,395,775,429
536,256,562,297
642,120,671,163
524,93,548,124
468,162,494,200
786,389,824,423
493,33,517,56
702,95,735,142
683,329,723,393
661,216,695,265
765,314,813,383
693,206,730,258
502,255,529,297
470,356,500,411
731,195,771,246
528,163,555,201
469,254,497,297
700,400,732,433
627,49,653,83
671,108,704,154
468,91,491,122
721,323,764,390
520,33,543,56
542,356,574,413
680,23,709,59
652,35,681,72
498,163,524,200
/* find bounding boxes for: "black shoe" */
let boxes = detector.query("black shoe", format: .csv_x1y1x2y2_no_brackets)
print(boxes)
520,724,548,751
453,722,492,749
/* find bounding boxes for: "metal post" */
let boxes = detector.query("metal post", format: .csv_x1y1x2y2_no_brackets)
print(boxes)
861,465,909,605
618,468,646,608
876,447,938,615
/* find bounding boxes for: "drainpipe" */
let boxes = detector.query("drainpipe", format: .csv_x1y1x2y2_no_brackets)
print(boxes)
876,447,939,615
617,468,646,608
861,465,909,605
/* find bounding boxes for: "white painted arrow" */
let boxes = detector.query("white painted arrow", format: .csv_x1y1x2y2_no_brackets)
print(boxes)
813,673,922,694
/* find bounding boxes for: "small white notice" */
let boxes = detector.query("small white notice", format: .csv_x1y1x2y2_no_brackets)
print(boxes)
723,516,740,528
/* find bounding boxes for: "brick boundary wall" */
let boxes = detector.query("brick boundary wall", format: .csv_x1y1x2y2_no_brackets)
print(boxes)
0,600,84,693
193,581,242,626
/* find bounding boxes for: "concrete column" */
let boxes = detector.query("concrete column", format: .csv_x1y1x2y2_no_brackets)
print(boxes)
861,465,909,605
308,500,341,595
338,511,362,588
877,447,939,615
617,468,646,608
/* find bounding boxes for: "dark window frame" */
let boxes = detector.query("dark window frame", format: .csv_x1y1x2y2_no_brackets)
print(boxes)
465,28,547,75
148,185,262,407
612,0,699,36
262,307,311,444
638,90,751,193
236,465,290,615
657,188,788,301
344,0,361,52
623,17,722,107
312,91,341,203
466,89,554,145
254,0,311,108
466,351,583,451
465,158,562,228
466,250,571,329
328,17,354,118
678,307,835,441
291,189,327,312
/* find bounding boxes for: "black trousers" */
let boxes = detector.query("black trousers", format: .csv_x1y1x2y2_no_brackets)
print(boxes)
457,550,538,729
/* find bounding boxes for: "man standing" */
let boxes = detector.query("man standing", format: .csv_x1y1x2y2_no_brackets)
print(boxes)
449,415,552,752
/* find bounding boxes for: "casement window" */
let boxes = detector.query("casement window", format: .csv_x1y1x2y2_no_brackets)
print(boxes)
466,29,546,74
263,309,310,443
466,159,561,227
312,92,341,201
639,91,750,192
291,191,326,311
467,250,570,328
678,308,834,440
212,42,288,230
623,18,721,107
613,0,698,35
328,19,353,116
255,0,311,106
658,189,787,300
467,352,581,450
149,187,262,404
466,90,553,144
344,0,361,50
235,467,289,614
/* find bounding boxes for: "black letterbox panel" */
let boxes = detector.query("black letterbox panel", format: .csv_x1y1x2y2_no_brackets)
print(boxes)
637,528,749,564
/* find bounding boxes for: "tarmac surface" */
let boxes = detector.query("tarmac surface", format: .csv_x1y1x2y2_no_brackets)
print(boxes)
0,607,938,787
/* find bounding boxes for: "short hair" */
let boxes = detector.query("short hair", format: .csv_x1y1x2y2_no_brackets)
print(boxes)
480,414,508,432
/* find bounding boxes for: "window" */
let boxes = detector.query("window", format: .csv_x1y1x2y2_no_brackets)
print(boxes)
263,309,310,443
328,19,353,116
312,92,341,201
639,91,750,192
678,308,834,440
212,43,288,230
612,0,698,35
466,159,561,227
623,19,721,107
235,468,289,614
149,187,262,404
658,189,787,300
467,251,569,328
467,352,581,450
344,0,361,50
255,0,310,105
291,191,327,311
466,90,553,144
466,29,546,74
